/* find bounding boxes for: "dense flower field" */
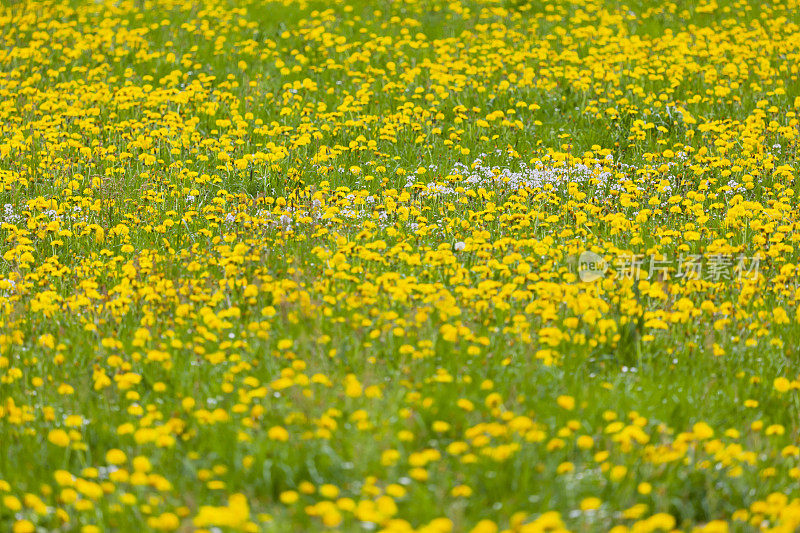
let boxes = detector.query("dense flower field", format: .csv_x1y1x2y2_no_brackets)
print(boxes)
3,0,800,531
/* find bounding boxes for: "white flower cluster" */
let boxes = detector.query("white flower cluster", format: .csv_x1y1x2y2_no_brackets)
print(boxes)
2,203,22,224
407,151,619,200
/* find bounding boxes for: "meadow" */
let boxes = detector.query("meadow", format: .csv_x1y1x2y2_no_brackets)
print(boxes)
2,0,800,531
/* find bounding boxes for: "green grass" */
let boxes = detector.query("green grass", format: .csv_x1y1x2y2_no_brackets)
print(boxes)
2,0,800,531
